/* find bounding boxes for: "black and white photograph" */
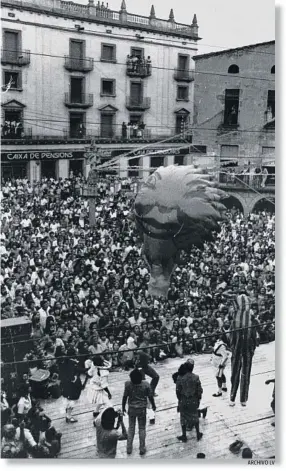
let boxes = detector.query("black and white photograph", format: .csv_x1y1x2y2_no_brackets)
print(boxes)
0,0,277,462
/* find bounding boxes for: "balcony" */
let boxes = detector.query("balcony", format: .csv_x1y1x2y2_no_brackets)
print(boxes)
218,171,275,189
126,96,151,111
126,57,152,78
64,56,94,72
64,93,94,108
1,127,32,141
1,49,31,66
174,69,194,82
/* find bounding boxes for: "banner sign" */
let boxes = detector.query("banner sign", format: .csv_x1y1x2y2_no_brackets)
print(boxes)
1,151,85,162
109,146,192,159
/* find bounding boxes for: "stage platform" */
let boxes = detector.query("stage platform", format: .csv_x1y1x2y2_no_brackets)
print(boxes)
41,342,275,460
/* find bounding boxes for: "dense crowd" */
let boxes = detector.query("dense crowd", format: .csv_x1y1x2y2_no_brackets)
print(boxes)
0,176,275,456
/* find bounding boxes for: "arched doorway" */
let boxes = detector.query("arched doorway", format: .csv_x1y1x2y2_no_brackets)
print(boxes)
222,196,244,213
252,197,275,214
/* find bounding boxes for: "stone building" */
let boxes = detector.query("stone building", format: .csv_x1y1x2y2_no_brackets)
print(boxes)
189,41,275,214
190,41,275,168
1,0,200,180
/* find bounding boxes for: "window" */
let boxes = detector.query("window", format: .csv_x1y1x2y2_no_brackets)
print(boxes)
130,81,143,104
262,146,275,156
220,145,239,158
69,39,84,68
177,54,189,71
150,156,164,169
100,113,114,138
177,85,189,101
2,109,23,139
267,90,275,118
271,65,275,74
101,79,115,96
174,155,185,165
69,159,83,177
128,157,139,178
228,64,239,74
69,112,85,138
3,71,21,90
70,77,84,103
223,89,240,126
130,47,144,58
175,114,189,134
3,30,20,62
101,43,116,62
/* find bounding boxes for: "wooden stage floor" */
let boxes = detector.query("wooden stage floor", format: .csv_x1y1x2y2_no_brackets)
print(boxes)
42,342,275,460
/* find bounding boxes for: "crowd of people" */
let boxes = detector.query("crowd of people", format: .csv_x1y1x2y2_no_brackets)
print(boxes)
126,55,152,77
0,175,275,457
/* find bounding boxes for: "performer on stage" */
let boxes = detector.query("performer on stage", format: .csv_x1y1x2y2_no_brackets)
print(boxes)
172,360,207,419
265,378,275,427
135,350,159,395
229,292,257,407
85,357,112,418
211,336,230,397
62,361,88,423
122,368,156,456
175,359,203,443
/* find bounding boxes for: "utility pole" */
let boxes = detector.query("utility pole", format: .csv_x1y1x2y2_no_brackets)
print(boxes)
82,140,100,227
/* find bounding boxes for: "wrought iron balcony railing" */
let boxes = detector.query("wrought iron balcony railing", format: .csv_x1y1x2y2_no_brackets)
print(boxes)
64,56,94,72
126,96,151,110
174,69,194,82
64,93,94,108
1,49,31,66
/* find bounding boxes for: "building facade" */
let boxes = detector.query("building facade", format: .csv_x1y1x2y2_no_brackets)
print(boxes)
190,41,275,171
1,0,201,180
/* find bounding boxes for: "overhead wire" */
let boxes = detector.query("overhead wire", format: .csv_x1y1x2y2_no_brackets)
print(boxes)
1,48,275,82
0,320,275,366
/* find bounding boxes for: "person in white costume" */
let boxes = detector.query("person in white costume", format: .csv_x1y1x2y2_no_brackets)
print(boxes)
85,357,112,418
211,337,231,397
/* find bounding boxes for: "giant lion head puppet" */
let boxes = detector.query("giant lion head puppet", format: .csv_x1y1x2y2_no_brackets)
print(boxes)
134,165,227,297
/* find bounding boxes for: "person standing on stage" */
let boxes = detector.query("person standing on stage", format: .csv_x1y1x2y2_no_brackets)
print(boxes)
265,378,275,427
135,349,159,395
122,369,156,456
211,336,231,397
85,357,112,418
229,292,257,407
62,361,88,423
173,361,207,419
176,359,203,443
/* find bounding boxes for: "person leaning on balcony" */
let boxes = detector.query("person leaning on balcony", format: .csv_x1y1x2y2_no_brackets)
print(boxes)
146,57,152,75
126,123,131,140
261,167,268,188
122,122,127,140
126,55,132,73
131,55,138,73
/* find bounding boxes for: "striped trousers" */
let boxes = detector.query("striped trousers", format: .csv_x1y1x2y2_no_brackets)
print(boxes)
230,345,254,403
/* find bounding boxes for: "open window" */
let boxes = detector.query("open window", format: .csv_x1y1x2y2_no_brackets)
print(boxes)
228,64,239,74
223,89,240,126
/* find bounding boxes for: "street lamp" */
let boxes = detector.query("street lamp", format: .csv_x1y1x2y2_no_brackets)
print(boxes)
81,140,100,227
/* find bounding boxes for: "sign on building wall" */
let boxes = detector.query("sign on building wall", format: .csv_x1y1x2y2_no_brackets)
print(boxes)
1,151,85,161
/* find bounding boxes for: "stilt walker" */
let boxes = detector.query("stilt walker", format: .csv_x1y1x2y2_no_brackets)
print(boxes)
229,292,257,407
